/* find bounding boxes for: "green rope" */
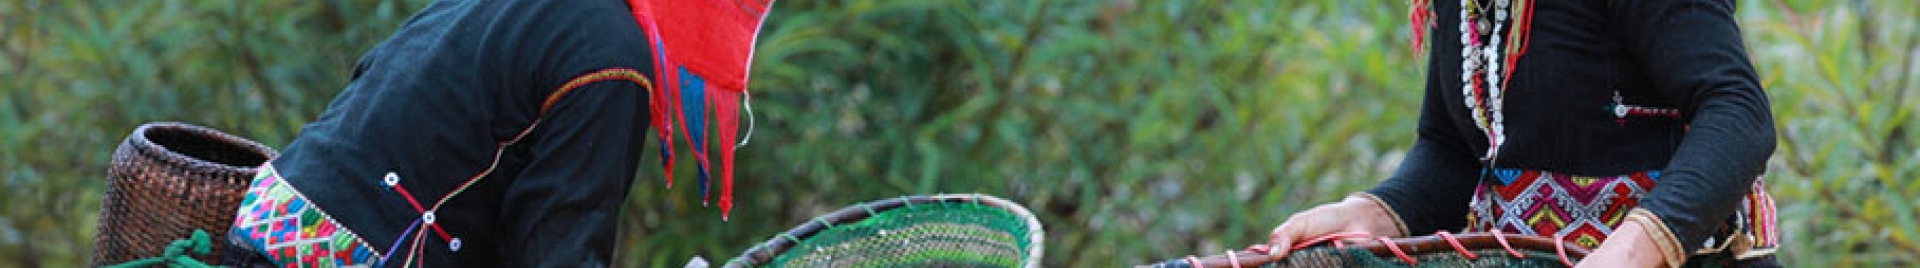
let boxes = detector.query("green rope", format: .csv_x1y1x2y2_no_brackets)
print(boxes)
814,217,834,228
105,229,221,268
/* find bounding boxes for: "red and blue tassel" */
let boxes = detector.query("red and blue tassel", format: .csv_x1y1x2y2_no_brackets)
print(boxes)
627,0,777,221
677,68,715,205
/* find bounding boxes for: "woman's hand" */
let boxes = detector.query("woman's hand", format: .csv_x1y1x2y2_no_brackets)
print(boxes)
1575,220,1670,268
1264,195,1403,259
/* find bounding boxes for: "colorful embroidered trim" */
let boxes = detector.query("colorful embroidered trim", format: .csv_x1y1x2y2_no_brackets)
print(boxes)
1466,169,1779,259
541,68,655,115
1468,170,1657,249
229,163,378,267
1740,180,1779,253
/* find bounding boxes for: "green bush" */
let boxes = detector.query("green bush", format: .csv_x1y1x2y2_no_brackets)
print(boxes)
3,0,1913,267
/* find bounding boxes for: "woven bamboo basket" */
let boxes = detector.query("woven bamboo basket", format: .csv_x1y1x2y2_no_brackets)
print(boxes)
92,122,276,266
725,194,1046,268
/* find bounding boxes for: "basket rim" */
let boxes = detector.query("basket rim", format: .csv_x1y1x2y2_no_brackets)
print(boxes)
1155,232,1594,268
724,193,1046,268
118,122,278,182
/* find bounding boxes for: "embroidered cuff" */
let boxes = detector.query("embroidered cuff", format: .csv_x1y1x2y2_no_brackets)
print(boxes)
1627,208,1687,268
1351,192,1409,237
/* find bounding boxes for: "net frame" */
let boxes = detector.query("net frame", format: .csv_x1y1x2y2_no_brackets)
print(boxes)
724,194,1045,268
1149,231,1591,268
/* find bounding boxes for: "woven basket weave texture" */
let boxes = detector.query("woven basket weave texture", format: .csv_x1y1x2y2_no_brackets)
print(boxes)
93,122,276,266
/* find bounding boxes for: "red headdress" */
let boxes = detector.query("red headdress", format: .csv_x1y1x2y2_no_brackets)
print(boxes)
628,0,777,220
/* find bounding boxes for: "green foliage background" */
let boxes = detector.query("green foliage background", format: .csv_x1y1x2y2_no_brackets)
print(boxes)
3,0,1916,266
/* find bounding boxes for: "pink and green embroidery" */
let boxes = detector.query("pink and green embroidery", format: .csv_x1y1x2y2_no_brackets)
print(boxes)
230,164,379,267
1466,169,1779,256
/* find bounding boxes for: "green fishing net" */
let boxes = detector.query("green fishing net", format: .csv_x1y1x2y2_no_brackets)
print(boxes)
766,202,1037,268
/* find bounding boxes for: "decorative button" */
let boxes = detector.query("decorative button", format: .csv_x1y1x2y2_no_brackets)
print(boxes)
449,237,463,252
383,172,400,186
422,211,437,224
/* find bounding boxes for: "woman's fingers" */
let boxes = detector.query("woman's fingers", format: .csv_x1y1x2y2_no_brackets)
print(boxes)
1266,201,1367,259
1267,209,1327,259
1266,223,1298,259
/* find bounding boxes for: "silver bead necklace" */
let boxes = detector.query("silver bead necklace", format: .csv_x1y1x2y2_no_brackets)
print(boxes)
1460,0,1512,161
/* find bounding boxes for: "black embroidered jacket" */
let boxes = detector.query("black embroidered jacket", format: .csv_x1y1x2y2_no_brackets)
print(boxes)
1366,0,1773,257
270,0,653,266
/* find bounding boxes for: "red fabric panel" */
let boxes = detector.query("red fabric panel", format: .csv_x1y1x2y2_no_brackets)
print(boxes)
641,0,773,91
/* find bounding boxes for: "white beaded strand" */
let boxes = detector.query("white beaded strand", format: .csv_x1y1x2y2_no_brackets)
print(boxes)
1461,2,1487,142
1460,0,1512,161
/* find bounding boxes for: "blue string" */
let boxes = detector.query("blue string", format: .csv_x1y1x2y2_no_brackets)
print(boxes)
378,218,424,267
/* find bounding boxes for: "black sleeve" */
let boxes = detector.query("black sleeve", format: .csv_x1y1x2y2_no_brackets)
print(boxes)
497,81,648,267
1365,42,1485,235
1612,0,1776,254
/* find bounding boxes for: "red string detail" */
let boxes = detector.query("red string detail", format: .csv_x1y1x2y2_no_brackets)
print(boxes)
1226,250,1244,268
1501,0,1535,87
1555,232,1576,267
1377,237,1418,265
428,223,452,242
1288,232,1375,251
390,184,426,214
1473,74,1487,102
1491,229,1524,258
1436,231,1479,260
1246,244,1272,254
390,182,454,242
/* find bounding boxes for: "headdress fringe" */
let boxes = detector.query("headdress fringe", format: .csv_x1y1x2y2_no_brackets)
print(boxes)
627,0,777,220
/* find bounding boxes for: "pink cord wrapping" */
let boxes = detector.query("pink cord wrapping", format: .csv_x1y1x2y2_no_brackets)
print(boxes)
1246,244,1272,254
1226,250,1243,268
1185,255,1201,268
1491,229,1524,258
1555,233,1575,267
1435,231,1479,260
1274,230,1591,267
1288,232,1374,251
1376,237,1418,265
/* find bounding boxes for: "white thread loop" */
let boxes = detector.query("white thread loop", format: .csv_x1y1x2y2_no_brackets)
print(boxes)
736,93,755,148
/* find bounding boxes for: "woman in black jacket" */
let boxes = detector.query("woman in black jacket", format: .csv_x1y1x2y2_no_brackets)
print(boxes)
1265,0,1779,267
223,0,669,266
